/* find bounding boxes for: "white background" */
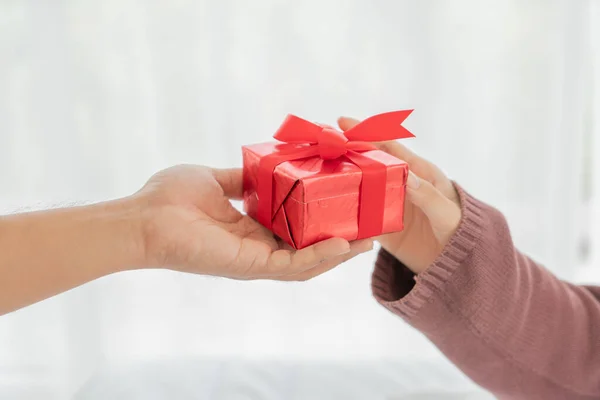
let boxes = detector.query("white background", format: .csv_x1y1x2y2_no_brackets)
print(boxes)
0,1,598,399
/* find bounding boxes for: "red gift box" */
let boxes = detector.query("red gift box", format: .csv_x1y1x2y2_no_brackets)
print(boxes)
242,111,414,249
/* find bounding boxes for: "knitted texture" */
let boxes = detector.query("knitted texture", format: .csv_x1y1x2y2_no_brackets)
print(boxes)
372,185,600,400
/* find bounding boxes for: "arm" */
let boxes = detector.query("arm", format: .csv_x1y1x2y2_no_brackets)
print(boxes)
373,186,600,400
0,200,143,315
336,116,600,400
0,165,372,316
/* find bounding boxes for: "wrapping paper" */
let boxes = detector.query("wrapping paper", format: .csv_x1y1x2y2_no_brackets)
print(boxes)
242,111,413,249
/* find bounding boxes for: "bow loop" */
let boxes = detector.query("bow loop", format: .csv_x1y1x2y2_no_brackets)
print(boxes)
273,111,414,160
273,115,322,144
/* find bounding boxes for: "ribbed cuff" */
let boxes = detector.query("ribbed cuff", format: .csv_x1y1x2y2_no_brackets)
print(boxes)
371,183,485,322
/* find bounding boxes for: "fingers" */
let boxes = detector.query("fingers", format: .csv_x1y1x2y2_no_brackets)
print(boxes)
279,239,374,281
338,116,458,203
337,116,360,132
265,237,352,276
338,116,424,171
374,140,421,171
405,171,461,242
339,117,418,160
212,168,244,199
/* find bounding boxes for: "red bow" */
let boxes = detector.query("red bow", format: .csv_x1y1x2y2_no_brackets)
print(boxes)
273,110,415,159
257,110,414,242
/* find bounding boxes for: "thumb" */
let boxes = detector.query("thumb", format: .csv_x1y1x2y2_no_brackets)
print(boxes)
212,168,243,199
406,171,461,242
337,116,360,131
198,168,244,223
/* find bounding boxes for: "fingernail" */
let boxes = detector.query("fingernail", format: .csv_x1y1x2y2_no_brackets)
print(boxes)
337,249,352,256
352,240,374,254
362,240,375,252
407,171,420,190
336,243,352,256
340,116,359,124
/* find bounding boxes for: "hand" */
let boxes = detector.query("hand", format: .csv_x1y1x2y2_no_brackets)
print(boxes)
134,165,373,280
338,117,462,274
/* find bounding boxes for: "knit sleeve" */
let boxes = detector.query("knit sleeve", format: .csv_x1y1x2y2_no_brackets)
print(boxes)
372,185,600,400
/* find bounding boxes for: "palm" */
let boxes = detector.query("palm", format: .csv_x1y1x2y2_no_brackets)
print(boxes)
139,165,371,281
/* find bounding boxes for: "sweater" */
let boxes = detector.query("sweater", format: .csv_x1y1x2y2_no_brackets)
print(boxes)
372,185,600,400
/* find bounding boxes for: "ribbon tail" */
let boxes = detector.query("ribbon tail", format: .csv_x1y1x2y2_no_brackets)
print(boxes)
344,110,415,141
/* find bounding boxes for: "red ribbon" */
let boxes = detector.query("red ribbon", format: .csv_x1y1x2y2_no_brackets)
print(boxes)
257,110,414,241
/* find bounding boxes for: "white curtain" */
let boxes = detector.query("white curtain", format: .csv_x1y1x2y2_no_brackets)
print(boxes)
0,1,594,399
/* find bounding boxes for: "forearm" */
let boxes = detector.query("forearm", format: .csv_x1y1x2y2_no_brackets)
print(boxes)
0,198,145,315
373,186,600,399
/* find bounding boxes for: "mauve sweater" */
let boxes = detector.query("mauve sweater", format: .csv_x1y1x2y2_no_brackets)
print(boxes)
372,185,600,400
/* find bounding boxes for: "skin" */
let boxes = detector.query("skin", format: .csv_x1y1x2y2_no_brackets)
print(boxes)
1,117,463,315
0,165,373,315
338,116,462,274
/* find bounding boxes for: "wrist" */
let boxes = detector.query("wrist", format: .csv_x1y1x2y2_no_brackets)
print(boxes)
379,243,432,275
95,196,147,273
0,197,147,314
128,192,177,270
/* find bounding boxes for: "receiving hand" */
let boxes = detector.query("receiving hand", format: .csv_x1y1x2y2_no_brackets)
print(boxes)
338,117,462,274
135,165,373,280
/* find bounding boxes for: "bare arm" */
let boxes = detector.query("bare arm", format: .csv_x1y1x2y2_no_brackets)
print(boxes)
0,199,143,315
0,165,371,315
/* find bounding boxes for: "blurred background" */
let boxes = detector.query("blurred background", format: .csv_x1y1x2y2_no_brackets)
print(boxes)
0,1,598,399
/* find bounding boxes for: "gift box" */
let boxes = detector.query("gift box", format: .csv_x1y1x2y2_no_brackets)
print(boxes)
242,111,414,249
